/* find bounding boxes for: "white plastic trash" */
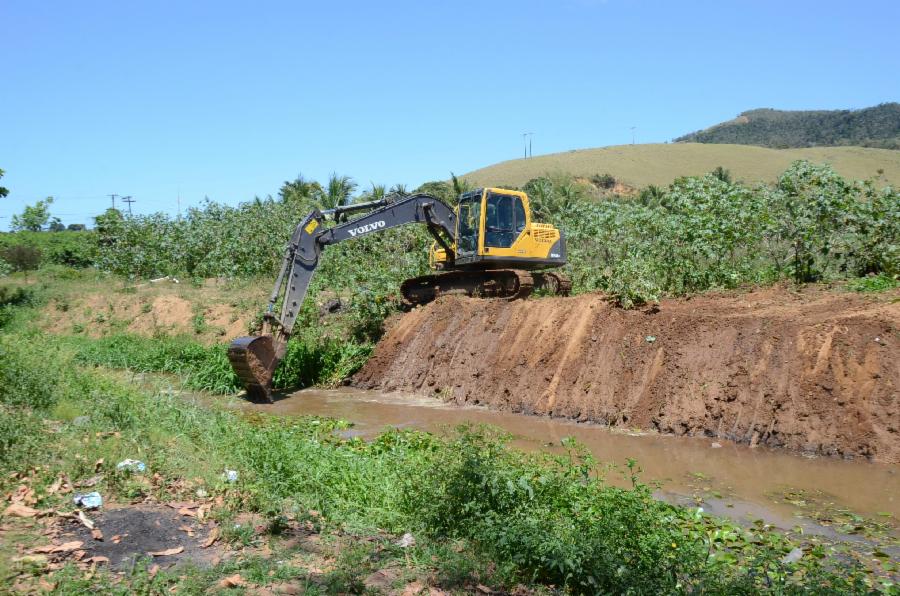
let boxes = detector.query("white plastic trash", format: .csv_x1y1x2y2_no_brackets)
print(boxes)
116,459,147,473
73,492,103,509
224,470,239,483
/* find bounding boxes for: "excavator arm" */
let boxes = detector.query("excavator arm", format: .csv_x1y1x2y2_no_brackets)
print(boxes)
228,193,456,402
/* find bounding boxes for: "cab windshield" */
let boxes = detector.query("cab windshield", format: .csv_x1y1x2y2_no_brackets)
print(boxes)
457,196,481,254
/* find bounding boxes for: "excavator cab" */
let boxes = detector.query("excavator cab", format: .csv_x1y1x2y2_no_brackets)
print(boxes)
430,187,566,270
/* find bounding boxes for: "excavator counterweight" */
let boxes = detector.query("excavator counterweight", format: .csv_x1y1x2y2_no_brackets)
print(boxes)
228,188,568,402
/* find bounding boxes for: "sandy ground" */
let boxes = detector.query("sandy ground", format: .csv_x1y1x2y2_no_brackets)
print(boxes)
354,285,900,463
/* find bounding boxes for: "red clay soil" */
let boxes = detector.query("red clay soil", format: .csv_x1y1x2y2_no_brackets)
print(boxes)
353,286,900,463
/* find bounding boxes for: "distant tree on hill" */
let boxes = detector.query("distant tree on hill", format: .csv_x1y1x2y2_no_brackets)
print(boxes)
11,197,54,231
674,103,900,149
67,223,86,231
48,218,65,232
0,168,8,198
711,166,732,183
591,173,617,189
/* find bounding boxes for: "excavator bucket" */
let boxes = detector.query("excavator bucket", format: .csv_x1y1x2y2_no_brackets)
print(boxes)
227,335,282,403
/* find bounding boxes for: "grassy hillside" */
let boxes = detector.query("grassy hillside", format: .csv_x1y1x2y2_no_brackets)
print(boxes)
461,143,900,189
674,103,900,149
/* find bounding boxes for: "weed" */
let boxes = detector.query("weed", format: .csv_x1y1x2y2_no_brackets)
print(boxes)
845,274,899,292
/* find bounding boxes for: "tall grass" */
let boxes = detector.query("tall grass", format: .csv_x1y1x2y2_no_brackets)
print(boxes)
59,332,372,395
0,329,881,593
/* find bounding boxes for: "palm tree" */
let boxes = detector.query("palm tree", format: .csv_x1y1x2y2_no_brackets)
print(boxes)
389,183,408,195
450,172,472,197
369,183,386,201
321,173,358,209
279,174,322,204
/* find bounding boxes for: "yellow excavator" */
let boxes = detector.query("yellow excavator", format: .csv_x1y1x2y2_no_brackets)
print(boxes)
228,187,569,401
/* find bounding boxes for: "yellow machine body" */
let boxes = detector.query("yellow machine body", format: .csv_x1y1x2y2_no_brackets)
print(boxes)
430,187,565,270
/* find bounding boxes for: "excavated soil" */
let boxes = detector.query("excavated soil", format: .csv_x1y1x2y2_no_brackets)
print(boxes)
354,286,900,463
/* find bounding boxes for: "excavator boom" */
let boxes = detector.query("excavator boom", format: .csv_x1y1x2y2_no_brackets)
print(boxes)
228,193,457,402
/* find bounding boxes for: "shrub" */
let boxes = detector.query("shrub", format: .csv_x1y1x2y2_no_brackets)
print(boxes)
591,172,617,189
1,244,42,272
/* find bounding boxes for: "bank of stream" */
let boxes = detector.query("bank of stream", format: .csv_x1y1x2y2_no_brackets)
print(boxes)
244,387,899,546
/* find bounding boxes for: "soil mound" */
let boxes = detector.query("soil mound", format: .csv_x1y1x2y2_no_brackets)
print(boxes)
354,286,900,462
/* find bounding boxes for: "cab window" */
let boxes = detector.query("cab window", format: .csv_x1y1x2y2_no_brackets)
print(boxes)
485,193,525,248
457,196,481,254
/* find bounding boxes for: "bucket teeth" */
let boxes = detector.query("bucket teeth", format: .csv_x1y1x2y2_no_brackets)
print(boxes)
227,335,279,403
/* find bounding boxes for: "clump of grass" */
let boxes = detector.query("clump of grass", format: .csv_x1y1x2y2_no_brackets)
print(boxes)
845,274,899,293
57,331,372,395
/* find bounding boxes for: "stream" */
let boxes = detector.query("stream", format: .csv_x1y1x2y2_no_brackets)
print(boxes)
242,387,899,543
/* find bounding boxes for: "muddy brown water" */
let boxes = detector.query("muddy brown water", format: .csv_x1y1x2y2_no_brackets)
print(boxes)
245,387,899,536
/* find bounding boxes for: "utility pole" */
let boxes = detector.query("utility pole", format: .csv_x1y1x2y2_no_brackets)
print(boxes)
630,126,636,145
108,194,119,209
522,132,534,158
529,133,533,158
122,196,135,216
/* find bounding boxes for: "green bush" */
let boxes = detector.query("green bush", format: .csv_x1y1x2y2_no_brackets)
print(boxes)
86,162,898,310
0,230,97,269
548,161,898,305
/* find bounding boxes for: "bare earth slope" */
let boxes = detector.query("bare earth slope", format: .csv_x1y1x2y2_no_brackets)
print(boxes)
461,143,900,189
354,287,900,463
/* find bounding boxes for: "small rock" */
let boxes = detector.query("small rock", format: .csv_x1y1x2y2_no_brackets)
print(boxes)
195,488,208,498
711,442,722,449
396,532,416,548
781,547,803,564
645,335,656,343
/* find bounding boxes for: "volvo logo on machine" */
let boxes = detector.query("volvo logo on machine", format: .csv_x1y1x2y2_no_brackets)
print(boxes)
347,220,386,237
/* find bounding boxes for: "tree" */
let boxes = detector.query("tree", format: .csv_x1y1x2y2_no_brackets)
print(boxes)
450,172,472,197
48,217,65,232
11,197,54,231
0,168,8,198
1,245,42,273
711,166,732,184
320,173,357,209
591,173,617,189
67,223,86,231
279,174,322,205
415,180,454,204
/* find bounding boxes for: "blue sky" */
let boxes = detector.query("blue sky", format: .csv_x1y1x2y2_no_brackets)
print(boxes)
1,0,898,227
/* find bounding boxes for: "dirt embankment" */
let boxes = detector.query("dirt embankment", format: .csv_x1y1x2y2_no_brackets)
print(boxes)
354,287,900,463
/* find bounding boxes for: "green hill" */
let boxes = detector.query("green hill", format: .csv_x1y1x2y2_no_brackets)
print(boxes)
460,143,900,190
674,103,900,149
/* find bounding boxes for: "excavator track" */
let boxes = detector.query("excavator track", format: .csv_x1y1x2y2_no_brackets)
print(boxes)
400,269,535,306
533,271,572,296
